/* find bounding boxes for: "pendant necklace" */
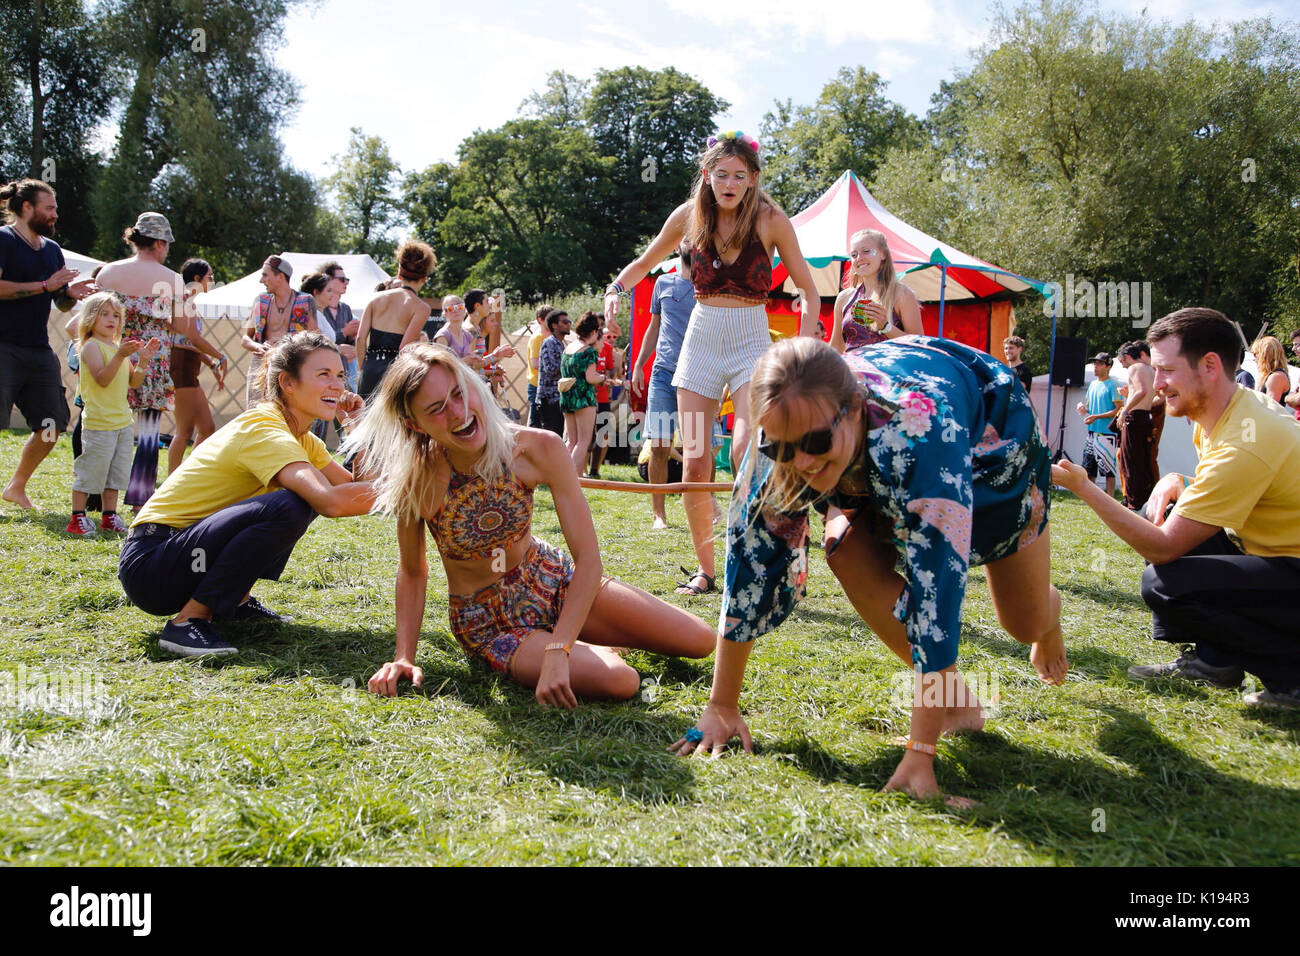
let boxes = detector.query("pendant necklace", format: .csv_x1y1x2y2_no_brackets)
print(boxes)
713,221,739,269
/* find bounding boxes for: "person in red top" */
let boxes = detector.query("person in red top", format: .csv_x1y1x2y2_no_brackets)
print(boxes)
604,131,820,597
586,316,621,478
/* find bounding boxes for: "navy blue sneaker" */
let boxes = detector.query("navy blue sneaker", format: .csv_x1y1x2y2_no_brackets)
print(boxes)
158,618,237,658
224,595,289,625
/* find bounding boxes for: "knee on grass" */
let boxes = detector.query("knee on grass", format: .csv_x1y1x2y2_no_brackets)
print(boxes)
597,661,641,701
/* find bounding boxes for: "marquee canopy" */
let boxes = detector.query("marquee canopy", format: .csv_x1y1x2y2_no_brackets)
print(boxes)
771,170,1047,303
190,252,391,321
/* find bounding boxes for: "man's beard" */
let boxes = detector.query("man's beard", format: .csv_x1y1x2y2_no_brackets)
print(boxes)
29,215,55,238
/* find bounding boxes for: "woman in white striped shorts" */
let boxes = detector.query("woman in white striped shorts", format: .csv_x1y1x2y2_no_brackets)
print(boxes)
605,131,820,597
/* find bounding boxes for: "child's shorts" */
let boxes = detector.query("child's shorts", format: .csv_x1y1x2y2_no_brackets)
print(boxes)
72,424,134,494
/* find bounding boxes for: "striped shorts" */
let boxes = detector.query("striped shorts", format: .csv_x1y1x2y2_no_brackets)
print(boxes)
671,302,770,401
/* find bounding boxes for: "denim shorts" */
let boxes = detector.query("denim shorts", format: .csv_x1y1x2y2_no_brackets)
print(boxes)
643,363,678,442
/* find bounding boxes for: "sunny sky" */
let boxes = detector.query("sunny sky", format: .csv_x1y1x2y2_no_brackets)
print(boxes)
276,0,1281,181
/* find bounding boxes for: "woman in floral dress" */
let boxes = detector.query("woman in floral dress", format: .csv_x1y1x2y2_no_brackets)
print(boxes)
93,212,186,506
559,313,607,475
671,335,1066,806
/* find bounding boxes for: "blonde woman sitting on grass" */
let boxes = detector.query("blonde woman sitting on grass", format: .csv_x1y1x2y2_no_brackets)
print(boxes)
345,343,714,708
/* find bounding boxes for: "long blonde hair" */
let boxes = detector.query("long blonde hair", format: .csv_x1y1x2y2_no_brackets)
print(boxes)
742,336,864,514
846,229,901,325
75,291,123,345
688,137,782,259
1252,335,1288,385
341,343,515,524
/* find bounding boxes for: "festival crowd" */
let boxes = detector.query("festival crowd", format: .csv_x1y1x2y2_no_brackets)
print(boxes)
2,128,1298,805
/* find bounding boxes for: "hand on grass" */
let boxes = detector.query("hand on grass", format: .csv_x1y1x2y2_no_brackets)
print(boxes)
368,659,424,697
669,703,752,758
536,651,577,709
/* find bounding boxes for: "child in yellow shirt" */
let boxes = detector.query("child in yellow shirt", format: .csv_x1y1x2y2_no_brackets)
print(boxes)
68,292,158,535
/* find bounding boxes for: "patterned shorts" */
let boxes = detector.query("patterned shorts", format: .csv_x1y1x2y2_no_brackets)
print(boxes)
447,539,572,674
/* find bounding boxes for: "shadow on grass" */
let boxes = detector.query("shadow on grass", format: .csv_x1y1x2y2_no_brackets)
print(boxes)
959,620,1137,679
1057,578,1149,612
151,621,705,806
773,702,1299,865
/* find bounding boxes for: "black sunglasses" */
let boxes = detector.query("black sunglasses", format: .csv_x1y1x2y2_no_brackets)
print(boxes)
759,405,850,463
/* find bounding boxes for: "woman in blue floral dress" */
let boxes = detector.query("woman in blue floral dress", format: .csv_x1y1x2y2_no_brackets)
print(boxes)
671,335,1065,805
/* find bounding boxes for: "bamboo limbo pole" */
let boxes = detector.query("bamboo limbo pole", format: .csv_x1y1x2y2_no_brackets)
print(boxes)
578,478,733,494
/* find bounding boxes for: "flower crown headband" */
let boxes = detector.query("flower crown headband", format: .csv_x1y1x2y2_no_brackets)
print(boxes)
707,130,760,155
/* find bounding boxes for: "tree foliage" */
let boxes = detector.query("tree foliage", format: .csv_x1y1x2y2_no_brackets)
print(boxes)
90,0,316,271
760,67,924,213
324,127,403,262
872,1,1300,362
436,120,615,297
0,0,119,253
584,66,728,276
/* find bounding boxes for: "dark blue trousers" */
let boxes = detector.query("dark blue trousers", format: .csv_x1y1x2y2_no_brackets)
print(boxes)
1141,530,1300,691
118,489,317,618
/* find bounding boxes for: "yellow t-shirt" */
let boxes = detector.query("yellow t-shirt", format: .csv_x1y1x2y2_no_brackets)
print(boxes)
527,330,546,387
78,339,133,430
132,404,333,529
1173,386,1300,557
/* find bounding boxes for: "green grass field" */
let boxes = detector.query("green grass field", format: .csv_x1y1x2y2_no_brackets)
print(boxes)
1,431,1297,866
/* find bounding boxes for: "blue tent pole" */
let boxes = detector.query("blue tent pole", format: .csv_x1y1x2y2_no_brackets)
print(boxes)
937,264,948,339
1046,295,1058,453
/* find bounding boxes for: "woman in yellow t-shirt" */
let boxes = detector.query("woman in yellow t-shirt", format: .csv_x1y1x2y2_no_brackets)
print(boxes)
118,332,375,659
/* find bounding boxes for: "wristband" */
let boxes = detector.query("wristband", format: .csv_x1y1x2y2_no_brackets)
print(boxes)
904,739,936,756
544,642,570,656
41,279,48,293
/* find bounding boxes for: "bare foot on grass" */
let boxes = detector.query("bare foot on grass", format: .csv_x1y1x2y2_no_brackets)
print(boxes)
2,483,35,510
1030,628,1068,685
651,515,668,531
883,753,977,808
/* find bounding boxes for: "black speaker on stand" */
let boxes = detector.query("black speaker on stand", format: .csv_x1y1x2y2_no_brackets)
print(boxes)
1050,337,1088,462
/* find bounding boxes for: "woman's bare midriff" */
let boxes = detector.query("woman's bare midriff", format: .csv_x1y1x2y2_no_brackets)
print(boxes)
696,294,769,308
433,530,535,596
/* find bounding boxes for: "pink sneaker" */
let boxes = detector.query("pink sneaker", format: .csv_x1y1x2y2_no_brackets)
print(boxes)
100,512,129,533
66,514,97,536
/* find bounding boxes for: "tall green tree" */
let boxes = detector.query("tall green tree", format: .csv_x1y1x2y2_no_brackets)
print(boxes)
404,160,464,292
760,67,924,212
584,67,728,276
520,70,589,130
0,0,119,253
438,119,615,298
324,127,403,262
872,1,1300,359
91,0,312,262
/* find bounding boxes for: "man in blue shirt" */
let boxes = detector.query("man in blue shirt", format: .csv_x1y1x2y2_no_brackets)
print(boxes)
535,309,569,437
0,179,95,509
630,240,695,530
1076,351,1121,496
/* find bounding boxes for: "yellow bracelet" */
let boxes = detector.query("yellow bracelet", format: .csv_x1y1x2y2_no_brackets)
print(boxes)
544,642,570,656
904,739,936,756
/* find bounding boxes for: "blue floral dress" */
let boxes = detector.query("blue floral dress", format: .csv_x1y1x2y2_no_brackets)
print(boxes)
721,336,1051,673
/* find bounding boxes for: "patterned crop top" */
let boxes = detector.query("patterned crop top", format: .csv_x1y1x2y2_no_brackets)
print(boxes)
430,466,534,561
690,231,772,301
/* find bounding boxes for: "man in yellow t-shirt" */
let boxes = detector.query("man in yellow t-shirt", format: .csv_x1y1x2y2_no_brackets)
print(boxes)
526,305,552,428
1052,308,1300,709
